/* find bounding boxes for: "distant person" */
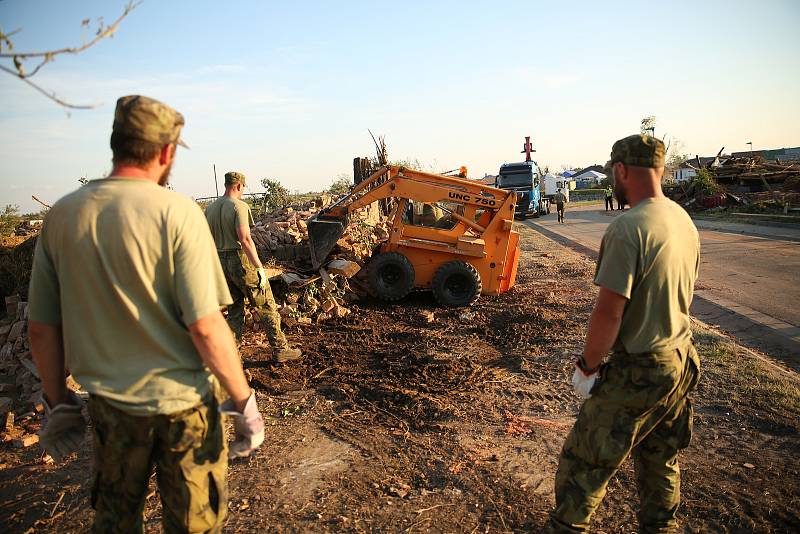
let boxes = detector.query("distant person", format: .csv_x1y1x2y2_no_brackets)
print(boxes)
205,171,302,363
604,184,614,211
554,188,567,223
28,95,264,532
616,194,626,210
547,134,700,533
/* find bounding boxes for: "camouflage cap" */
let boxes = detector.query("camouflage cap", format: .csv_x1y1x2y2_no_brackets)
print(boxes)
112,95,188,148
224,171,246,186
610,134,665,168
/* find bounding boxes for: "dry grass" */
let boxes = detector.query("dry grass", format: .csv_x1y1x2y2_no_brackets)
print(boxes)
693,326,800,416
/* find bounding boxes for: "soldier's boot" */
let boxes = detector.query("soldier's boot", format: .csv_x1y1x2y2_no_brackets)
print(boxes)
273,347,302,363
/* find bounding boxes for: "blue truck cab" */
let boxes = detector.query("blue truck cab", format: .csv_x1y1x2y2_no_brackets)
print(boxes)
496,161,549,219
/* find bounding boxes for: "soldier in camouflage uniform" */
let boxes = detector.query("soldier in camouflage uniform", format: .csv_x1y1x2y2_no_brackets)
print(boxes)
548,135,701,534
28,95,266,533
205,172,302,362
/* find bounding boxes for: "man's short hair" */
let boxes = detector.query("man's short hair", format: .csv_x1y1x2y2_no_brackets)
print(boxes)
224,172,246,187
110,132,163,167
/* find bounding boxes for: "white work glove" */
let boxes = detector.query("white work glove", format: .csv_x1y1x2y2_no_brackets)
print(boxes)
255,267,268,290
38,390,88,462
220,390,265,460
571,366,598,399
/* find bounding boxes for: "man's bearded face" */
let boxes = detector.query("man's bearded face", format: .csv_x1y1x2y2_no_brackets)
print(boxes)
612,165,628,206
158,161,173,187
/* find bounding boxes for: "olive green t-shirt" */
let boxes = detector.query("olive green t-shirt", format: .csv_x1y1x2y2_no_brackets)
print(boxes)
205,196,254,251
28,177,233,416
594,197,700,353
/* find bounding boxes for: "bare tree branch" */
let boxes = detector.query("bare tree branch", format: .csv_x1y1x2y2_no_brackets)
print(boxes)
0,1,141,109
0,1,140,60
0,64,96,109
32,195,52,209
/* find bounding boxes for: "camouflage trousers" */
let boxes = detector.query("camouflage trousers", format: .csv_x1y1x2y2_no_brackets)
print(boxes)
550,342,700,534
219,250,287,348
88,395,228,534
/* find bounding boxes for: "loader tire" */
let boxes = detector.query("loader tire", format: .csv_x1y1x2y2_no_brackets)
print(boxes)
368,252,415,301
432,261,481,308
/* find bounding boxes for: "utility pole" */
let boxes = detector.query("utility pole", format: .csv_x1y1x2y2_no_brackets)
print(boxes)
213,164,219,197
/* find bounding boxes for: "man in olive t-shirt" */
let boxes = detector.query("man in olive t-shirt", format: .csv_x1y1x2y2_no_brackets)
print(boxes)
28,96,265,532
205,172,301,362
548,135,701,534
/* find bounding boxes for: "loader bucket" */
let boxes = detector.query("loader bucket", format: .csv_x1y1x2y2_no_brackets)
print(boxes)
307,214,349,269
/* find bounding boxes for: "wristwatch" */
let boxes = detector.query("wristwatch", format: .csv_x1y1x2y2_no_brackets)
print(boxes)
576,354,601,374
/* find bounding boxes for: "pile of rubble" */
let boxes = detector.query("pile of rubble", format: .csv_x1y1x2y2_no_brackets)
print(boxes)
250,194,335,263
248,194,392,326
708,156,800,191
672,156,800,212
252,194,391,266
0,295,44,450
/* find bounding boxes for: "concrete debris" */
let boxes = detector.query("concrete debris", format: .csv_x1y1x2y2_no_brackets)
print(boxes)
6,321,25,343
326,259,362,279
5,295,20,318
242,194,391,328
13,433,39,448
0,297,81,443
253,194,390,268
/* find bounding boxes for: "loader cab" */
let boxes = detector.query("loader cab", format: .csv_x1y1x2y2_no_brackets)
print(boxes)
403,200,459,230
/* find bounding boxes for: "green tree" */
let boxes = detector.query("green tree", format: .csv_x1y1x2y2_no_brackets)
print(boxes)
0,204,21,237
640,115,656,136
327,174,352,195
260,178,290,210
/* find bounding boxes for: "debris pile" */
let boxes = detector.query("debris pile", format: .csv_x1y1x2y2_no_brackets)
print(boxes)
709,156,800,191
0,295,43,449
247,193,392,327
251,207,314,263
671,156,800,213
252,194,390,266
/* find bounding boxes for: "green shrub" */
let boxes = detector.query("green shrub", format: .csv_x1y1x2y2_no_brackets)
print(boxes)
692,169,723,196
0,205,21,237
327,174,352,195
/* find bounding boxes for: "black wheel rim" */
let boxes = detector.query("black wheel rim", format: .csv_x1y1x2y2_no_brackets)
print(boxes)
444,273,472,301
378,264,404,289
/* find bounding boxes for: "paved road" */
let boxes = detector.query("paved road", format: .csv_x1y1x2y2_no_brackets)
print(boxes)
525,204,800,358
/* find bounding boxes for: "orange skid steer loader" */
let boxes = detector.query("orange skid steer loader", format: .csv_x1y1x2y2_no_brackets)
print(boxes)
307,166,521,307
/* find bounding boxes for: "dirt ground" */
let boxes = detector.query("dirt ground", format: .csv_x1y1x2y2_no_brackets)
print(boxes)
1,224,799,533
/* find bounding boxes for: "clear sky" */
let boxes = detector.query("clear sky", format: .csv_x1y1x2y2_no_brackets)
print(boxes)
2,0,799,212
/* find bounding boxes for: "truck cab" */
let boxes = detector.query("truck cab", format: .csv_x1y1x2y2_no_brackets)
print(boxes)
496,161,549,219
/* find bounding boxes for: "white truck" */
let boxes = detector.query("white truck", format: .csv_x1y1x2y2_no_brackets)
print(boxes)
542,173,576,203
